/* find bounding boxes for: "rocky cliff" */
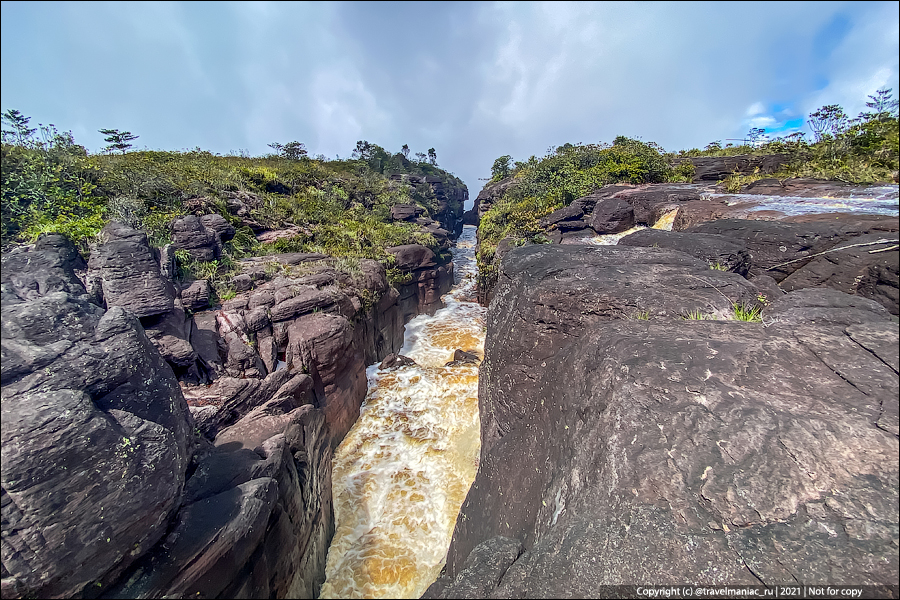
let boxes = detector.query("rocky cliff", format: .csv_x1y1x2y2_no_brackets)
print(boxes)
1,216,455,598
428,240,899,597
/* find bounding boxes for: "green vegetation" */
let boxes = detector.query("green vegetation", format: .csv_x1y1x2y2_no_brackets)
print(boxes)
678,88,899,188
683,309,710,321
732,303,763,322
709,262,728,271
1,112,463,291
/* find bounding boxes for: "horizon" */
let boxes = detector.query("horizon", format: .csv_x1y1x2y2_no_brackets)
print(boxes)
2,1,898,203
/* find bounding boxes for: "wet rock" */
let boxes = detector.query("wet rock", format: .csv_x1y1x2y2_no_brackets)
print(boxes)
445,349,480,366
440,243,898,595
587,197,635,234
761,287,893,328
379,353,417,369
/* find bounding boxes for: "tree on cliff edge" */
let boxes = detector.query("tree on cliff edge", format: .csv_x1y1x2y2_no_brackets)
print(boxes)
99,128,138,154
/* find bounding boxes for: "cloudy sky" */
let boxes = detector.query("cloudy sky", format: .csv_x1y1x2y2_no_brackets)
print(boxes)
2,1,898,204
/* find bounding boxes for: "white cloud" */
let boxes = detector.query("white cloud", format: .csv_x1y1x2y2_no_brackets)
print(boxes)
746,102,766,116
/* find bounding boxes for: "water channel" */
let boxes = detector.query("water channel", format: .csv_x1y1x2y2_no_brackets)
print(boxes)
319,225,485,599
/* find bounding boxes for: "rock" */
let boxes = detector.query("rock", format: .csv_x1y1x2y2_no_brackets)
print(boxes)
200,213,236,242
746,274,784,302
379,353,417,369
424,536,523,599
0,233,88,303
619,228,752,276
86,222,175,318
445,349,480,366
170,215,223,262
386,244,437,270
672,154,790,182
761,288,893,327
587,197,635,234
439,243,898,596
778,233,899,315
190,311,225,379
286,313,367,445
1,290,193,598
244,306,270,332
390,203,426,222
232,273,253,292
539,204,584,229
181,279,211,311
685,217,899,281
255,227,306,244
269,287,337,322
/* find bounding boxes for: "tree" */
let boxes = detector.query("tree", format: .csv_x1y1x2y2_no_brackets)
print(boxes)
807,105,847,142
491,155,513,180
401,144,410,159
414,151,427,162
268,141,308,159
99,128,138,154
2,109,37,144
863,87,899,121
747,128,767,146
705,140,722,152
427,147,437,165
352,140,375,161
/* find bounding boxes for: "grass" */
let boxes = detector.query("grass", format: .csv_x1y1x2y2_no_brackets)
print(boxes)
732,303,763,322
631,310,651,320
683,309,709,321
709,262,728,271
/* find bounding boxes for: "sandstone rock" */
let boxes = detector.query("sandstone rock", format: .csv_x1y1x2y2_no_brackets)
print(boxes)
387,244,437,270
424,536,523,599
440,243,898,595
672,153,790,182
270,287,337,322
170,215,224,262
761,287,893,327
232,273,253,292
379,353,417,369
1,291,193,598
390,203,425,222
587,197,635,234
445,349,480,366
200,213,236,242
0,233,88,303
180,279,211,311
619,228,752,276
539,204,584,228
778,233,899,315
87,222,175,318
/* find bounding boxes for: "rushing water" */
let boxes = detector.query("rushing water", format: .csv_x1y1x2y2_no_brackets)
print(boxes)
706,185,899,217
319,225,485,599
587,208,679,245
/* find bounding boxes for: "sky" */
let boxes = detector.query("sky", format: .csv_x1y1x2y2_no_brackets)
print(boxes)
2,1,898,206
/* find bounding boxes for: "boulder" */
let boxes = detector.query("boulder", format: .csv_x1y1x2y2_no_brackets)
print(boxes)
390,203,425,222
672,154,790,182
170,215,223,262
86,222,175,318
0,233,88,302
386,244,437,270
180,279,211,311
1,288,193,598
445,349,480,366
436,243,898,596
379,353,417,369
200,213,236,242
587,197,635,234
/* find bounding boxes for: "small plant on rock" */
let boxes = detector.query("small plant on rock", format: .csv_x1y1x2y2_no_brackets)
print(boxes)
732,302,763,322
683,309,709,320
709,262,728,271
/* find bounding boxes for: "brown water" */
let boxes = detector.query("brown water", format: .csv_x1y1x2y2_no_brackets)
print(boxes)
319,225,484,599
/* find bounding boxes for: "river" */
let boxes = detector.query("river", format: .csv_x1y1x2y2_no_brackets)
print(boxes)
319,225,485,599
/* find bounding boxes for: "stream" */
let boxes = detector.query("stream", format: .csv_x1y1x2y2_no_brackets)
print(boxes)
319,225,485,599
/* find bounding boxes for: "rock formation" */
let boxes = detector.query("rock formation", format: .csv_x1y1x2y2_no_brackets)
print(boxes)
1,214,457,598
429,242,899,597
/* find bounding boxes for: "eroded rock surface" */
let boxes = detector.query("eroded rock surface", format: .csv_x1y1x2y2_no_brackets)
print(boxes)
435,243,899,597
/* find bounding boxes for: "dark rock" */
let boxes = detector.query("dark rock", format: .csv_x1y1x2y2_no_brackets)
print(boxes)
539,204,584,228
379,353,417,369
672,153,790,182
440,243,898,595
778,233,899,315
86,222,175,318
245,306,270,332
619,229,752,276
1,234,89,302
746,274,784,302
232,273,253,292
386,244,437,270
686,217,899,281
200,213,236,242
390,203,425,222
269,287,337,322
181,279,211,311
170,215,223,262
761,288,893,328
424,536,523,599
1,293,193,598
445,349,480,366
588,197,635,234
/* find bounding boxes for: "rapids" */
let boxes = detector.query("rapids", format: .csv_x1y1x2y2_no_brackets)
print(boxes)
319,225,485,599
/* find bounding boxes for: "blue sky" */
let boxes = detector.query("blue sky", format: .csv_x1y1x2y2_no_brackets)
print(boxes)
2,1,898,203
